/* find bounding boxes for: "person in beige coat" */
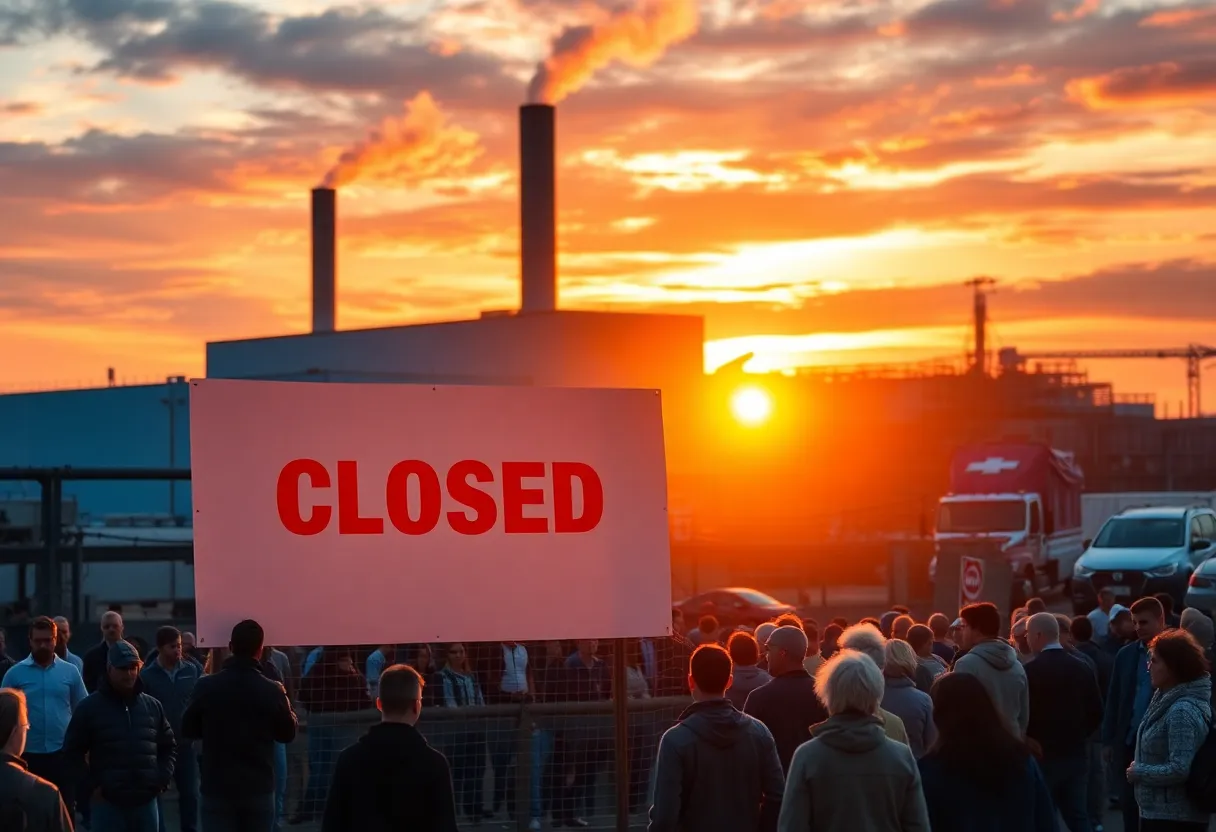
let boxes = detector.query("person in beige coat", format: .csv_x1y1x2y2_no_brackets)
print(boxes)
779,650,930,832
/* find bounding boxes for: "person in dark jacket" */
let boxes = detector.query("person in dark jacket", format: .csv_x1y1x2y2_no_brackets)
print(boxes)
0,630,15,679
1153,592,1182,629
1102,605,1136,658
1024,613,1103,832
322,664,458,832
296,647,371,822
0,688,74,832
1103,596,1166,832
927,614,957,666
181,619,298,832
140,625,202,832
726,632,772,710
1071,615,1114,830
649,644,784,832
82,611,125,693
743,625,829,773
63,640,176,832
919,672,1056,832
1072,617,1114,698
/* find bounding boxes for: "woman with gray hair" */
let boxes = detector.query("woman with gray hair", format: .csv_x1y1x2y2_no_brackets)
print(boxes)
778,650,930,832
881,640,936,759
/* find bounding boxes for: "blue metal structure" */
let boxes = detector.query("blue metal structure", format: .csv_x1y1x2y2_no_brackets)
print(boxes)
0,380,192,519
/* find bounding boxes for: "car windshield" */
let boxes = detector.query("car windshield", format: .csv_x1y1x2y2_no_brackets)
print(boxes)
733,589,784,607
1093,517,1185,549
937,500,1026,534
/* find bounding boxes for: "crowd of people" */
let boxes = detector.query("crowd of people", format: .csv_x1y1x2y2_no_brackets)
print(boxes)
2,591,1216,831
648,596,1216,832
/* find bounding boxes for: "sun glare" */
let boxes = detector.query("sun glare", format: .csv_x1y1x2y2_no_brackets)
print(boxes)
730,385,773,426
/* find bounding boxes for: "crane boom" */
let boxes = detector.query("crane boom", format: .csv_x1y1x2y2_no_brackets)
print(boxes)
1001,345,1216,419
1016,347,1216,361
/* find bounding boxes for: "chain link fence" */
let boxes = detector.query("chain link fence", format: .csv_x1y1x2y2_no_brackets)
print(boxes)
163,637,693,831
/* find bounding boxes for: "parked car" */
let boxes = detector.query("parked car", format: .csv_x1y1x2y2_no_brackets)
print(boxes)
1071,506,1216,613
674,587,796,630
1185,558,1216,614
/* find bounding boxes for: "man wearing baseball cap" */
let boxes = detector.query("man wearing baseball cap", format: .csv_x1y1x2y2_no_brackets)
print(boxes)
64,640,176,832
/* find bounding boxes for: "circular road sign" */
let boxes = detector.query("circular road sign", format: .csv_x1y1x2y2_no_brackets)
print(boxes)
962,559,984,601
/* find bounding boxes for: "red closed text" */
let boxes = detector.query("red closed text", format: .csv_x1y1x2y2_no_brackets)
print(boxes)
275,459,604,537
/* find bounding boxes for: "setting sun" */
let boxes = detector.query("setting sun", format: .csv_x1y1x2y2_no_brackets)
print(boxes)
730,386,773,427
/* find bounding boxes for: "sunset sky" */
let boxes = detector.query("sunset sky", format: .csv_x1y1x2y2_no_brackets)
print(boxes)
1,0,1214,411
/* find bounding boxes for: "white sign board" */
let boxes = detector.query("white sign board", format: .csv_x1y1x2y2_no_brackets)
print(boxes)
189,379,671,647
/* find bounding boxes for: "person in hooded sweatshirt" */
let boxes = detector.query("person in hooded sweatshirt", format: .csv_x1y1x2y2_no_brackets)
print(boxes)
321,664,458,832
779,649,930,832
1129,629,1213,832
648,644,784,832
953,602,1030,736
726,632,771,710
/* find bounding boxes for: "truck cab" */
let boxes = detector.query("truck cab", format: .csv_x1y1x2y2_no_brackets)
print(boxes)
936,493,1052,580
931,444,1085,593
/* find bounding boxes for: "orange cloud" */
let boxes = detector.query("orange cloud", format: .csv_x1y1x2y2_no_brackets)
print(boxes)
973,65,1044,88
2,100,43,116
527,0,700,104
1139,6,1216,28
1,0,1215,400
1067,61,1216,110
318,92,484,189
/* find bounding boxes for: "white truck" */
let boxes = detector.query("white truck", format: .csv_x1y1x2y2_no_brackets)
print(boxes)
933,443,1086,596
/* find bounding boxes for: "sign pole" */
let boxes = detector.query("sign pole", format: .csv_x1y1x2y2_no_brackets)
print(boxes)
612,638,630,832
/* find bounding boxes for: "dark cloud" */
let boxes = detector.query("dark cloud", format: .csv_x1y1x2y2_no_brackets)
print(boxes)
1069,58,1216,108
89,1,512,101
905,0,1055,37
0,0,49,45
6,0,519,104
0,129,256,204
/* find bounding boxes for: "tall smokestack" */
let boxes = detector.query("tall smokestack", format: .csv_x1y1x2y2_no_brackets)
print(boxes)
311,187,336,333
519,104,556,313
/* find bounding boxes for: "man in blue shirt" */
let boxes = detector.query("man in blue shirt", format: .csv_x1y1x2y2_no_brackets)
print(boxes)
1101,596,1166,832
0,615,88,816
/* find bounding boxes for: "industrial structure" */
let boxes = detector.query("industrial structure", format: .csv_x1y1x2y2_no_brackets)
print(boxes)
2,102,1216,618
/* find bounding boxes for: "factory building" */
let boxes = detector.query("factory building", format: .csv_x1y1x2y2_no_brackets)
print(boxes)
3,104,1216,617
0,104,707,612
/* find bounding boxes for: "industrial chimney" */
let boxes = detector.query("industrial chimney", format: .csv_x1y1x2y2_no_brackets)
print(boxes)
519,104,556,313
311,187,337,333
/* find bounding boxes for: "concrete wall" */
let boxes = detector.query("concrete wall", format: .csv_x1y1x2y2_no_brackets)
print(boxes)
207,310,707,470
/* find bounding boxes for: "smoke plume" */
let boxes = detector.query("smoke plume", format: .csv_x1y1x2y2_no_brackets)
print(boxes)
319,92,482,188
527,0,700,105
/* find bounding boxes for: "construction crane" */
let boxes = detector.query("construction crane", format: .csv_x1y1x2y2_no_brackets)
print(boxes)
998,345,1216,419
